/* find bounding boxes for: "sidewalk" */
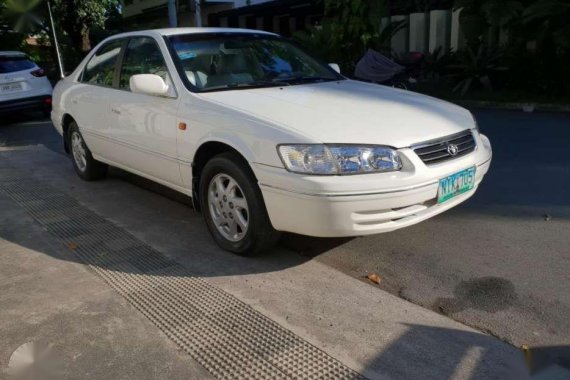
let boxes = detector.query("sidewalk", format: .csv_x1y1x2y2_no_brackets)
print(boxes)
0,146,528,379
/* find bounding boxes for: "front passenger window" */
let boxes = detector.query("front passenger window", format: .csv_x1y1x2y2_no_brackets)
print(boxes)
119,37,169,91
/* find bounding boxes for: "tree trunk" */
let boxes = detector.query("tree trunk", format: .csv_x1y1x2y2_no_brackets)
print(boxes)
81,26,91,53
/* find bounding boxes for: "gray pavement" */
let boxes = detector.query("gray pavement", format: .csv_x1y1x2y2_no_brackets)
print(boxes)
0,113,64,155
0,171,213,380
306,110,570,349
0,111,570,379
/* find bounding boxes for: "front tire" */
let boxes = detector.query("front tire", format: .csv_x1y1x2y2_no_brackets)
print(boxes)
68,122,108,181
199,152,279,255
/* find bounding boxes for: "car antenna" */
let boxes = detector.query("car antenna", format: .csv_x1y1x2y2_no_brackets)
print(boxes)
47,0,65,79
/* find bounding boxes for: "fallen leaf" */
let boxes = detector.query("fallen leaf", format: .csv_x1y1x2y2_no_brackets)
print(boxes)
67,243,78,250
521,344,532,369
367,273,381,285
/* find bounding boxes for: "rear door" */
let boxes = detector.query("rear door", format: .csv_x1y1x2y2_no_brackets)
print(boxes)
69,39,125,158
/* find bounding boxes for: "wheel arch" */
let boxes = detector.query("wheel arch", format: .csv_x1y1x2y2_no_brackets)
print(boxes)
191,140,254,211
61,113,76,154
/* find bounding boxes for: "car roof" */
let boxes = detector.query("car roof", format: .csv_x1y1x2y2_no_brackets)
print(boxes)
108,27,277,39
0,51,27,58
156,27,276,36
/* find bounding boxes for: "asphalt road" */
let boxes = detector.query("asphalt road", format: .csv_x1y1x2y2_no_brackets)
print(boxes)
1,109,569,352
0,113,64,154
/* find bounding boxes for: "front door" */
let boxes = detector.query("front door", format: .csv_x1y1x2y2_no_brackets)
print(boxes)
106,36,182,186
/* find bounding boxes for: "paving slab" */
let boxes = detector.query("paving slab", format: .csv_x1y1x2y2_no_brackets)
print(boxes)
0,184,213,379
0,146,529,379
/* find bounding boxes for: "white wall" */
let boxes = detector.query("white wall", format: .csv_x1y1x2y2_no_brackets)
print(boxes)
390,15,408,54
450,8,463,52
379,9,460,54
409,13,427,52
429,10,450,53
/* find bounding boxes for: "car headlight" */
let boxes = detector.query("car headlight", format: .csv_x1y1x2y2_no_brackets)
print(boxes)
277,144,402,175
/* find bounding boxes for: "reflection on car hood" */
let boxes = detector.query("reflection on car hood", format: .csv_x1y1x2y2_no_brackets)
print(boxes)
200,79,475,148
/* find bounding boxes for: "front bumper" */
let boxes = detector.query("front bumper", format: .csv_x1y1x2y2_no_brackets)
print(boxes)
255,133,492,237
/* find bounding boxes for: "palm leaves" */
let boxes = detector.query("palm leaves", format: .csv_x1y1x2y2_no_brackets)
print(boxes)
421,46,454,81
450,45,507,97
480,0,524,27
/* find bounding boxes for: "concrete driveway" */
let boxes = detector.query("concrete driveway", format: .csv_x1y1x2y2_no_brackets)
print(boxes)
0,109,568,379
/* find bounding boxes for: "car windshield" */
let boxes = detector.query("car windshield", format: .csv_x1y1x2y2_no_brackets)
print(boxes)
0,56,36,74
167,33,343,92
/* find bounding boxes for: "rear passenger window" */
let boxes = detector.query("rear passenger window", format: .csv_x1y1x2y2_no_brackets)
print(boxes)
82,39,123,87
119,37,169,91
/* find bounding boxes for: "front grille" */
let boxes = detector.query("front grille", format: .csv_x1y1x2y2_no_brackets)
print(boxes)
412,130,476,165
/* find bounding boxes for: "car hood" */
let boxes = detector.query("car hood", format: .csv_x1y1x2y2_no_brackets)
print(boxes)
200,79,475,148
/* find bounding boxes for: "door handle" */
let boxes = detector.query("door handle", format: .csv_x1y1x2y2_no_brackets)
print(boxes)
111,107,121,115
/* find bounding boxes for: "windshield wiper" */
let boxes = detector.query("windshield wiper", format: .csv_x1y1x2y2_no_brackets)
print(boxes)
231,80,291,88
277,76,338,84
200,80,291,92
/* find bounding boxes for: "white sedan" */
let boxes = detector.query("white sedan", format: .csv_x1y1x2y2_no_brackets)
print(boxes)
51,28,492,255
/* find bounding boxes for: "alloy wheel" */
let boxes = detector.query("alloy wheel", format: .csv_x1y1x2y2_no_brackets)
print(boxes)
71,131,87,172
207,173,249,242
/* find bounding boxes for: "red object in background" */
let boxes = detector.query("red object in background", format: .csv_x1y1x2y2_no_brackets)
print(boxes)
43,97,52,105
30,68,46,77
408,52,425,62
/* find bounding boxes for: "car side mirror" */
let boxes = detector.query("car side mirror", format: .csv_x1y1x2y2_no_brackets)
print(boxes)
329,63,341,74
130,74,170,97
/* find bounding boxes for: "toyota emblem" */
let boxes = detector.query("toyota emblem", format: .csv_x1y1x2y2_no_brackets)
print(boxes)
447,144,459,156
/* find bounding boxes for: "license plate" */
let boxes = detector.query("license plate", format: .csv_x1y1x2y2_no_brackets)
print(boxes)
1,83,22,93
437,167,476,203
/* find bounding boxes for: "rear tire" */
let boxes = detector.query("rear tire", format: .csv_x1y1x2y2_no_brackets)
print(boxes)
199,152,279,256
68,122,108,181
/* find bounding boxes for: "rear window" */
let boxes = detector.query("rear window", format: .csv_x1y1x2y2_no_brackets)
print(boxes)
0,56,36,73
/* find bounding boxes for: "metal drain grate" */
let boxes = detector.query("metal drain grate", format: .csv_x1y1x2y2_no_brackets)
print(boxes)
0,167,365,380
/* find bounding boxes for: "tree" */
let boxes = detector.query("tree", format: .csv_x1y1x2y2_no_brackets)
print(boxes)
324,0,388,52
319,0,396,70
523,0,570,51
52,0,119,55
294,0,410,72
1,0,119,73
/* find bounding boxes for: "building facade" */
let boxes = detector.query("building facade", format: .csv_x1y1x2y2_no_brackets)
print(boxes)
120,0,322,36
120,0,504,55
120,0,274,29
